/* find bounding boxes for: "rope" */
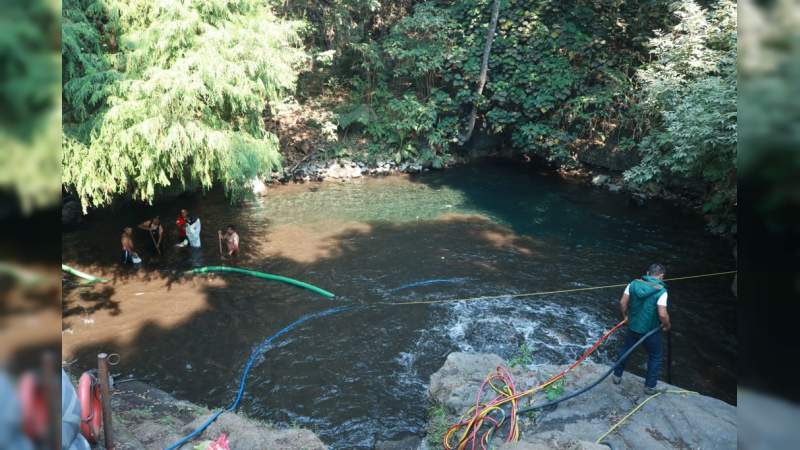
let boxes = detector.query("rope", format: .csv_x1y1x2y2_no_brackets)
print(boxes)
162,269,733,449
163,306,353,450
595,389,697,445
379,271,736,307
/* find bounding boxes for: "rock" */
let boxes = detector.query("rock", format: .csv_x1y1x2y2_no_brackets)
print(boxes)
109,380,326,450
375,435,422,450
591,174,610,186
607,183,622,193
429,352,504,413
497,435,606,450
629,193,647,207
428,353,736,450
576,146,641,171
61,199,82,227
248,177,268,196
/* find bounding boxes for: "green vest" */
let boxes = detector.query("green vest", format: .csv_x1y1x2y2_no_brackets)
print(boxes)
627,275,666,334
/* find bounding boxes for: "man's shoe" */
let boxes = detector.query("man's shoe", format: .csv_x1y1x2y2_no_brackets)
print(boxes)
644,386,657,395
612,374,622,385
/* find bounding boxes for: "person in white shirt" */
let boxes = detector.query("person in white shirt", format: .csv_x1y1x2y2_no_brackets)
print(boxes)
185,216,201,248
612,263,671,395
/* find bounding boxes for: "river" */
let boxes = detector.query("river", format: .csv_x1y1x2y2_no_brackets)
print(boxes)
62,160,736,449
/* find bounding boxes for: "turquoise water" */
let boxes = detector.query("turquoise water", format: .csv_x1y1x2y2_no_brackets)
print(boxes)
64,160,736,449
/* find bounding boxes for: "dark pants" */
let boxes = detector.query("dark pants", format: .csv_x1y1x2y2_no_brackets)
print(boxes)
613,328,663,388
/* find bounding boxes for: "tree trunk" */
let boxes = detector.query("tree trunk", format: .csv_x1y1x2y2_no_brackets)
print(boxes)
459,0,501,145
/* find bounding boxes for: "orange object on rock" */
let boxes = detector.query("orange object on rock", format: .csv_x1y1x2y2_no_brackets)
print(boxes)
77,372,103,444
17,372,48,441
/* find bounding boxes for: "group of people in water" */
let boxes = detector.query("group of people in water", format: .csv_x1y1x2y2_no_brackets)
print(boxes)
120,208,239,265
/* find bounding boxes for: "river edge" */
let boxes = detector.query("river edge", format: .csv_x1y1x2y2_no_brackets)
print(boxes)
270,154,733,238
63,154,732,239
65,352,736,450
64,369,326,450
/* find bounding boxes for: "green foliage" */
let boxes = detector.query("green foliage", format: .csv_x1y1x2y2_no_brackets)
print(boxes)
344,0,676,163
62,0,307,210
331,0,736,227
626,0,737,229
508,342,534,368
426,402,450,448
0,0,61,212
544,377,565,401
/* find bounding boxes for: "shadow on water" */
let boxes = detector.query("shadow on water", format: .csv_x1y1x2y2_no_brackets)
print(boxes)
64,217,545,448
62,162,736,448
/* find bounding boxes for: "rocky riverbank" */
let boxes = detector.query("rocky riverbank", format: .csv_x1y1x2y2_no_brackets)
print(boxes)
423,353,736,450
102,378,326,450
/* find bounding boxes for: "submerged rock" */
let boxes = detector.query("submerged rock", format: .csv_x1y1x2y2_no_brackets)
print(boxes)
249,177,268,196
428,352,736,450
591,174,610,186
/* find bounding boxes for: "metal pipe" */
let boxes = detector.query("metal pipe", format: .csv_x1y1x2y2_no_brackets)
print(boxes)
97,353,115,450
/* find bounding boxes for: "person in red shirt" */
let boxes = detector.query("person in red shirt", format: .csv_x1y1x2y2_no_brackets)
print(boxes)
175,209,189,247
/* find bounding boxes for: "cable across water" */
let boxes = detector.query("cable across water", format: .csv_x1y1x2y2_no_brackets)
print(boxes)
162,269,734,448
379,270,737,307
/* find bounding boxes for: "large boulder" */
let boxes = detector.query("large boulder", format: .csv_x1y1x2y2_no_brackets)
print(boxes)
429,352,505,412
110,380,326,450
497,435,606,450
428,353,736,450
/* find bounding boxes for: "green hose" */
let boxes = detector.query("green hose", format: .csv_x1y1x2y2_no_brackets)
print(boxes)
185,266,335,299
61,264,109,283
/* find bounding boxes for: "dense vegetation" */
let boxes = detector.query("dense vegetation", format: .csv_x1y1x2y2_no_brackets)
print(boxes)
62,0,306,210
60,0,737,230
0,0,60,212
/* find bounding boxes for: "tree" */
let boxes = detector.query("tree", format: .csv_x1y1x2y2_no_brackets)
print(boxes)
626,0,737,229
62,0,307,211
459,0,501,144
0,0,61,212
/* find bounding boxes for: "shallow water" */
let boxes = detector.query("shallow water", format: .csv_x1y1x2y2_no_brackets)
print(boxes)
62,161,736,449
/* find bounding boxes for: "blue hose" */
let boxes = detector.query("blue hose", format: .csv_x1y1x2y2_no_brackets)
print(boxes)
164,306,353,450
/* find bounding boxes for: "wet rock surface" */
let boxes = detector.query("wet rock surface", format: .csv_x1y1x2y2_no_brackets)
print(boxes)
427,352,736,450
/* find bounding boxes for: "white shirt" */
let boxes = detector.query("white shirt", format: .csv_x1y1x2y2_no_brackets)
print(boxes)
625,283,668,306
186,218,201,248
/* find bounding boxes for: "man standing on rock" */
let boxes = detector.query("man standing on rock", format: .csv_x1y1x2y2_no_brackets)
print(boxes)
612,263,671,395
